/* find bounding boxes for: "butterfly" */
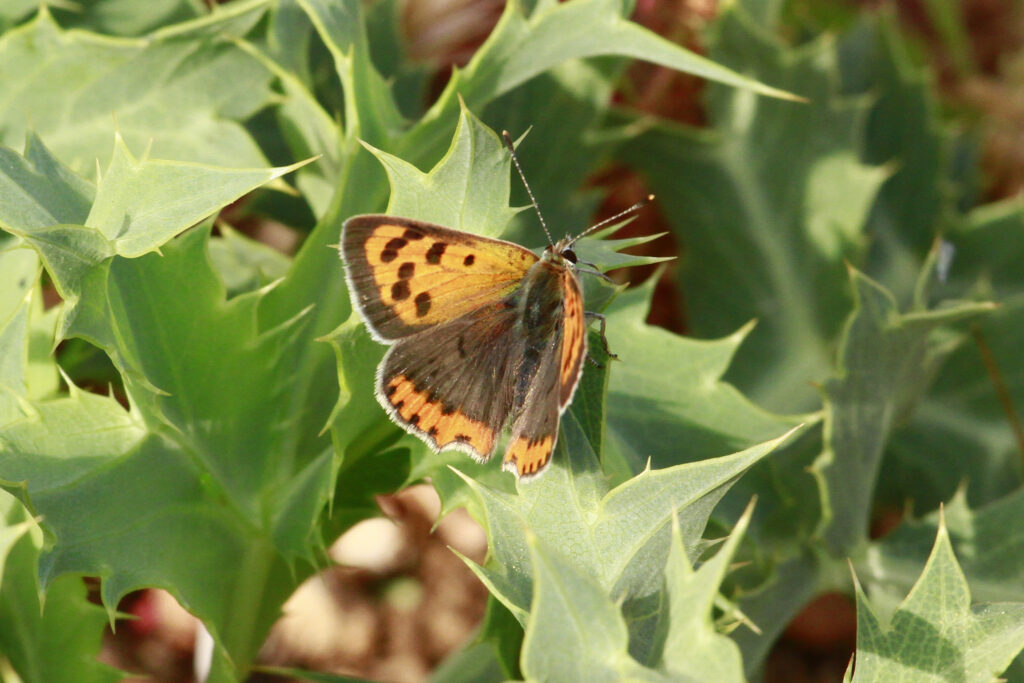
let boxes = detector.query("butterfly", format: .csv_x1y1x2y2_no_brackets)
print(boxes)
341,131,651,478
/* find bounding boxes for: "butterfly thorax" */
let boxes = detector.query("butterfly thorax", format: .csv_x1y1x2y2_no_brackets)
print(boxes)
517,250,574,343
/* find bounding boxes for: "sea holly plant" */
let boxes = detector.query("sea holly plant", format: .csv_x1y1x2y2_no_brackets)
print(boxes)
0,1,800,681
1,0,1023,681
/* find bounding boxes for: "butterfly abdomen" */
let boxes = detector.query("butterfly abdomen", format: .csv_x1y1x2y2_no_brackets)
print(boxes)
517,260,568,344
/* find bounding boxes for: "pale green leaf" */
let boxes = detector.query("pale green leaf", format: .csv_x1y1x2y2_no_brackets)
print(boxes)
618,5,888,414
863,488,1024,608
297,0,405,145
0,132,94,231
50,0,204,36
813,269,993,555
603,279,800,474
659,505,751,682
882,200,1024,509
520,534,664,682
207,225,291,298
457,422,790,622
0,285,32,426
850,519,1024,682
363,106,518,236
0,9,273,173
0,490,122,683
85,136,309,257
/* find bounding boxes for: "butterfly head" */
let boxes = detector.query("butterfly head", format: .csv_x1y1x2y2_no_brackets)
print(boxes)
543,238,578,267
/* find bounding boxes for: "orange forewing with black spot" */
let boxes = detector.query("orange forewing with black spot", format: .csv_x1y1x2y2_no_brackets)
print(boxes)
343,216,537,341
341,214,591,478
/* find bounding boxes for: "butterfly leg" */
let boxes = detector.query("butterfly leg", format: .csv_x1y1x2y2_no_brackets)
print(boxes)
584,311,617,366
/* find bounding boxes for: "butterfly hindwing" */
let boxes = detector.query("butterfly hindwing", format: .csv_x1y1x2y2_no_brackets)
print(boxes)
503,267,587,478
342,215,538,341
377,301,526,460
557,267,586,406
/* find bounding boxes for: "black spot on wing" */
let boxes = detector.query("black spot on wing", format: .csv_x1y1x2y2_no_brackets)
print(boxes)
398,262,415,279
392,281,411,301
381,237,407,263
463,254,475,266
415,291,431,317
426,242,447,264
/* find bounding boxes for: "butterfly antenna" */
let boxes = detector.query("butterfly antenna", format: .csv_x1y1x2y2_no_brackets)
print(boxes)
569,194,656,246
502,130,555,247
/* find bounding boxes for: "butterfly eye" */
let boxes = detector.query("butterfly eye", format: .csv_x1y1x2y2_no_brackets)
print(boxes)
562,248,578,264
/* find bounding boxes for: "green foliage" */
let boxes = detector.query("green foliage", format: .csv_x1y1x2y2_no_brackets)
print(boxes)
847,518,1024,682
0,0,1021,681
0,490,123,683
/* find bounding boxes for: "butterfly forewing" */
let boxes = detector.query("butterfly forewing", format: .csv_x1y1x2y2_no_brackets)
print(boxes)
342,216,538,341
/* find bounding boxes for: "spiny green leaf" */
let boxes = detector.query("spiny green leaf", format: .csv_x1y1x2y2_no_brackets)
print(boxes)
238,34,342,217
0,132,94,230
882,200,1024,510
483,59,620,244
0,8,274,173
863,488,1024,609
570,231,672,273
298,0,406,146
363,106,518,236
0,376,305,677
838,12,953,303
848,518,1024,682
85,136,310,257
659,504,752,682
0,489,124,683
456,421,791,624
207,225,292,299
3,137,308,345
1,202,333,677
520,532,664,682
0,284,32,426
398,0,798,174
618,5,888,415
603,278,800,475
813,268,993,555
49,0,203,36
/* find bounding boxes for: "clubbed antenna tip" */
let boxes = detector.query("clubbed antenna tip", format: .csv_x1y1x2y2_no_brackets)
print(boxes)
571,194,656,244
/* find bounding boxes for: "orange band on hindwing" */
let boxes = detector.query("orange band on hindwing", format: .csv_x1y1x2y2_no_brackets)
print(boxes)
504,435,555,477
383,374,497,459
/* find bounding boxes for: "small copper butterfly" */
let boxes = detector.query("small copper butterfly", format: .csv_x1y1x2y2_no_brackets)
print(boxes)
341,131,652,478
